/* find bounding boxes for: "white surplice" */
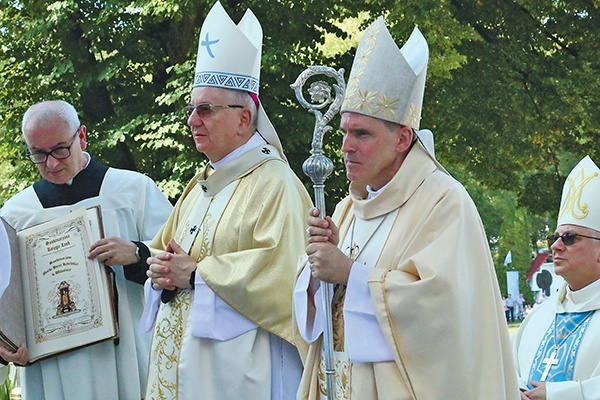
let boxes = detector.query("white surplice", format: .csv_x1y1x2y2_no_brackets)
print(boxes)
0,163,172,400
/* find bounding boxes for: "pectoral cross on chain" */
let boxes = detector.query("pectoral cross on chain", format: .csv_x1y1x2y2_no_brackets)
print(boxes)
540,350,559,381
348,243,359,260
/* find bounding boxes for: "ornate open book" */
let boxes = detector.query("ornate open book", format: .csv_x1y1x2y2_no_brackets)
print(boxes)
0,206,118,364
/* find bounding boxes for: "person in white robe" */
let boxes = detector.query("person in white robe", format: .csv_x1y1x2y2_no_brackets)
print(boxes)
512,155,600,400
140,2,313,399
294,17,519,399
0,100,172,399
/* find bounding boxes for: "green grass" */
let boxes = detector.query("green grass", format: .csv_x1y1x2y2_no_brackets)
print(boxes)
508,321,522,335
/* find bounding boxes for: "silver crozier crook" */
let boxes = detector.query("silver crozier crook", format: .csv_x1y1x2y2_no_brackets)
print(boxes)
291,65,346,400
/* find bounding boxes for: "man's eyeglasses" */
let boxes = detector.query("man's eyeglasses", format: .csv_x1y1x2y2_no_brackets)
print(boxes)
25,128,80,164
183,103,243,118
547,232,600,247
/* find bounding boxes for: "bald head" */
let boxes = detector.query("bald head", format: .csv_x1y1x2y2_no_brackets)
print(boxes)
22,100,80,136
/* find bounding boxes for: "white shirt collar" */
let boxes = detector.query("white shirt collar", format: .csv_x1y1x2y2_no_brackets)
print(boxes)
567,277,600,303
65,152,91,186
209,132,266,170
366,183,389,200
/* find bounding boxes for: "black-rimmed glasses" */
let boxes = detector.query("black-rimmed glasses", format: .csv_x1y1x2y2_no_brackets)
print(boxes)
183,103,243,118
547,232,600,247
25,127,80,164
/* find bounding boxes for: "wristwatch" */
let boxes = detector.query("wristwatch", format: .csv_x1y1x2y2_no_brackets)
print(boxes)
134,243,141,263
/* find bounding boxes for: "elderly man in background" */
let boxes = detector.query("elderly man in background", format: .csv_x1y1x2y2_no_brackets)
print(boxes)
140,2,312,399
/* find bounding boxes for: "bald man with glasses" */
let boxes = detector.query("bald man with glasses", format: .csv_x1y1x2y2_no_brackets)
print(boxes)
512,156,600,400
0,99,172,400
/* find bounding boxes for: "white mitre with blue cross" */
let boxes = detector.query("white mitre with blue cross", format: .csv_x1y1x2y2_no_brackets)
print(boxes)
341,17,428,131
557,156,600,232
194,1,285,160
194,1,260,93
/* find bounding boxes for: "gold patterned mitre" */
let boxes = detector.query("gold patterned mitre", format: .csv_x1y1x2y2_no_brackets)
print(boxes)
557,156,600,231
194,1,261,94
341,17,428,129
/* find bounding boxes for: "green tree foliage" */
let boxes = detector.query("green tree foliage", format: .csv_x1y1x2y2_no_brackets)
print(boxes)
0,0,484,205
438,0,599,217
451,168,537,298
496,202,533,296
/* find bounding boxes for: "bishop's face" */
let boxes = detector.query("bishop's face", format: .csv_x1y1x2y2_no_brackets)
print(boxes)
551,224,600,291
340,112,411,191
187,87,248,163
24,116,88,185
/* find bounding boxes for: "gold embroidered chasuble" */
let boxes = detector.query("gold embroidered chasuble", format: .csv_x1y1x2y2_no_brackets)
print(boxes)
296,141,519,400
146,145,312,399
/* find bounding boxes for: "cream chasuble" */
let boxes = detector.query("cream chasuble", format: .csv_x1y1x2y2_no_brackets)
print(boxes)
145,144,313,400
512,281,600,399
295,141,519,400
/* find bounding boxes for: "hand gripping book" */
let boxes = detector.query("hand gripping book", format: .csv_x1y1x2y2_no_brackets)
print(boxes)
0,206,118,363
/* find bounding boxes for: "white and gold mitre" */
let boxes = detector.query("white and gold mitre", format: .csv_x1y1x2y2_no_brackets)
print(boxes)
557,156,600,231
194,1,261,93
341,17,428,130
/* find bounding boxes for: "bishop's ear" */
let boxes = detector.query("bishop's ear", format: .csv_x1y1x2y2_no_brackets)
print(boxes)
238,107,253,132
395,125,414,153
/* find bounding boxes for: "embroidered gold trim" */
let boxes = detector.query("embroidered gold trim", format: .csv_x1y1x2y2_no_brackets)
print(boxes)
343,20,407,122
146,212,214,400
318,354,351,399
146,290,192,400
559,167,598,220
403,103,421,129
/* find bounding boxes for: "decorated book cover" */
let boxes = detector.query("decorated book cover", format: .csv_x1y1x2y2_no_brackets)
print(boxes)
0,206,117,363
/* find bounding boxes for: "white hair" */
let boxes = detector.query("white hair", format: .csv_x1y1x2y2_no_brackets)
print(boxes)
22,100,80,135
226,89,258,129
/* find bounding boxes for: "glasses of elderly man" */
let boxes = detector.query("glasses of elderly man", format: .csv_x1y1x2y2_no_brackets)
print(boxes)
25,127,80,164
183,102,243,119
